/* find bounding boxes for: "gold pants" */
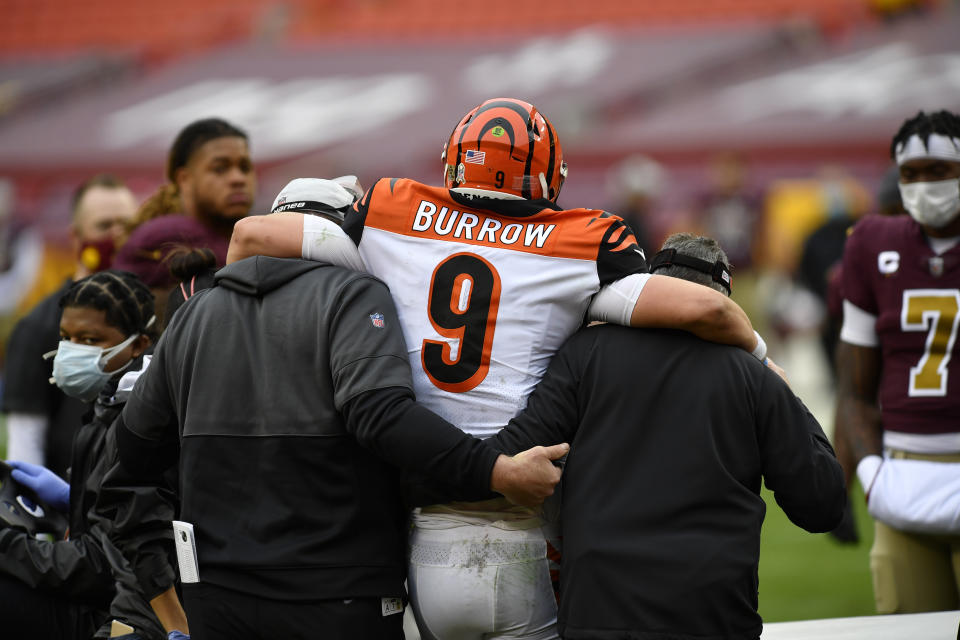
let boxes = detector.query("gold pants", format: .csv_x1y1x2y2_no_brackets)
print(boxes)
870,449,960,613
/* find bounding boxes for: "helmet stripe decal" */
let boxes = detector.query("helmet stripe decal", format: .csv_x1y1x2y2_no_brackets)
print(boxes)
544,117,556,199
474,99,531,126
523,117,536,199
454,110,475,181
478,117,516,154
474,99,528,158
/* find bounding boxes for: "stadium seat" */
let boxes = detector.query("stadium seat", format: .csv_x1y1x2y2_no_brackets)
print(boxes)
0,0,882,59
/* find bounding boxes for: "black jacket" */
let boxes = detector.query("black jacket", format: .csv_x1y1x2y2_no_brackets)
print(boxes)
490,325,846,640
0,364,169,640
101,257,499,601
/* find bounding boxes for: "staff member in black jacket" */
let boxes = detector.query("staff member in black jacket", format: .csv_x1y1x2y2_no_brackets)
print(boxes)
97,180,567,640
490,233,846,640
0,270,175,640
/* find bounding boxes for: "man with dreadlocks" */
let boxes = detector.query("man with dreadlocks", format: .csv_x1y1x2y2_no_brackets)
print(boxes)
130,117,256,265
0,270,183,640
835,109,960,613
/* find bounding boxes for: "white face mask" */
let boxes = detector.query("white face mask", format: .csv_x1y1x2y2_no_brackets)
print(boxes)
899,178,960,229
45,332,141,402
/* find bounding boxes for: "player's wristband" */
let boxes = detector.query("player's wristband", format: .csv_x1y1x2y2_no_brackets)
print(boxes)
751,331,767,361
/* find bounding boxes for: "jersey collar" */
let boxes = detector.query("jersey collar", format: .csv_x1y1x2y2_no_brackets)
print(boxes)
449,188,562,217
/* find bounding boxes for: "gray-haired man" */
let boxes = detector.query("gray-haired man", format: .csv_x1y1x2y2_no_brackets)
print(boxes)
489,232,846,640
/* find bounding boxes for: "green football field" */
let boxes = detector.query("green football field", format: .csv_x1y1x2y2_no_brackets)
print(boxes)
758,484,876,622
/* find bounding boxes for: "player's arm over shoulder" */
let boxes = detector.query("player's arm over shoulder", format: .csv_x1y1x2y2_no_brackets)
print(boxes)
228,212,365,271
590,273,758,353
587,213,758,353
227,212,305,263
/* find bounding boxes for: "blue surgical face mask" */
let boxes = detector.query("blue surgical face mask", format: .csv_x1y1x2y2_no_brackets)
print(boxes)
45,332,141,402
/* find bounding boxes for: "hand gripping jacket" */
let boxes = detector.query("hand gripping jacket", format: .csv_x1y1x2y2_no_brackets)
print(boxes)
442,98,568,201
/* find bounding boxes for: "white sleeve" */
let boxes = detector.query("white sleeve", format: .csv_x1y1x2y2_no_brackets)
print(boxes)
588,273,651,326
301,215,367,272
5,413,49,465
858,455,960,535
840,300,878,347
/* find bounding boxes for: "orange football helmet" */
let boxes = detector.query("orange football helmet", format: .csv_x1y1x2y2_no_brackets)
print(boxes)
442,98,567,201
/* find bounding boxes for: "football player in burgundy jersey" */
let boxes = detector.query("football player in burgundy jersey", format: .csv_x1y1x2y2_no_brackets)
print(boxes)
228,98,768,640
835,109,960,613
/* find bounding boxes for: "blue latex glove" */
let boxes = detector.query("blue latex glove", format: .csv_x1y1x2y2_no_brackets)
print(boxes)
168,631,190,640
6,460,70,513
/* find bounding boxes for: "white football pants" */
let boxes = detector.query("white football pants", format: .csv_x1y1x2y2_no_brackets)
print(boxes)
408,521,558,640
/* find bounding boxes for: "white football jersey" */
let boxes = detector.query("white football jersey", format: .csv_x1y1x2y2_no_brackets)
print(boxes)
341,178,648,438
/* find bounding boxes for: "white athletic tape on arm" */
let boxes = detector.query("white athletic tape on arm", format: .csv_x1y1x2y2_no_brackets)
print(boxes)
588,273,651,326
840,300,878,347
302,215,366,272
751,331,767,361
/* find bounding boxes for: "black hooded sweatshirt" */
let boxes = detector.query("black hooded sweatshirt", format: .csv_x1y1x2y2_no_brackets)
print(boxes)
98,257,499,601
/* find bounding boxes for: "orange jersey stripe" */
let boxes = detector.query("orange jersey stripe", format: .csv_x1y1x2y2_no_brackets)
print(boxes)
364,178,623,261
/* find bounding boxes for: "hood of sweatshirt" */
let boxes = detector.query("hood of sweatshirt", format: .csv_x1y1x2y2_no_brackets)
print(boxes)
215,256,327,296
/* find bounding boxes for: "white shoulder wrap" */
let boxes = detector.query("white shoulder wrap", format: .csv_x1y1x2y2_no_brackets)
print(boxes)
588,273,651,326
302,215,366,272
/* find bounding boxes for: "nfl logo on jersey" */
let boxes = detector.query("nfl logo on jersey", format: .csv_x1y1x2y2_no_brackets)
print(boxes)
369,312,385,328
929,256,944,277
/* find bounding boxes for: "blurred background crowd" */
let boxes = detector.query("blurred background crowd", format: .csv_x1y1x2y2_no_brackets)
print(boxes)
0,0,958,624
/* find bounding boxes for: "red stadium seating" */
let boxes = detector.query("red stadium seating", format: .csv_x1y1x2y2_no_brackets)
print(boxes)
0,0,262,61
281,0,873,39
0,0,884,61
